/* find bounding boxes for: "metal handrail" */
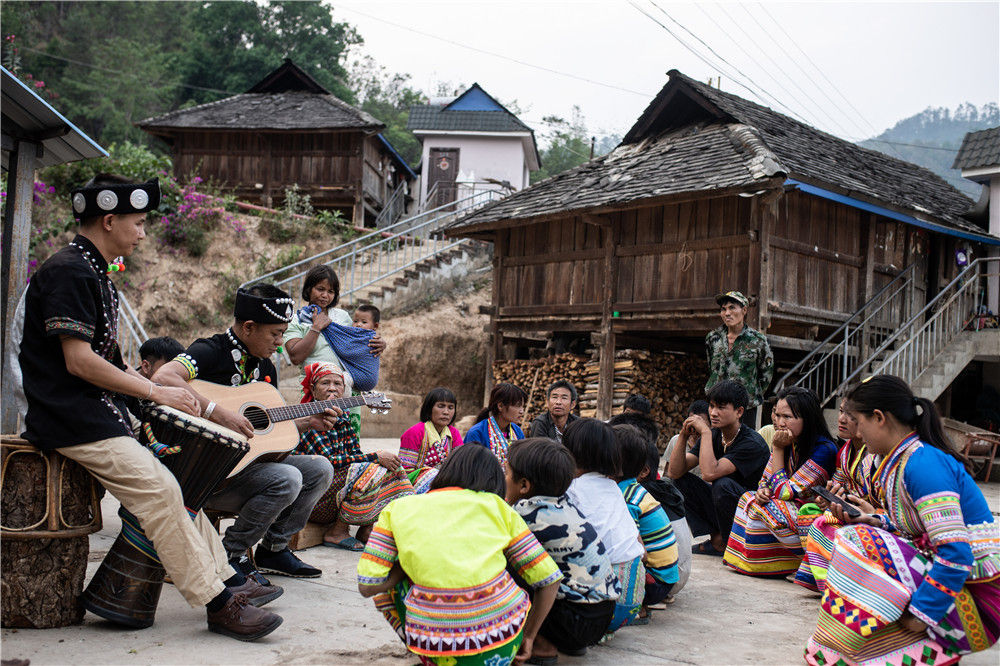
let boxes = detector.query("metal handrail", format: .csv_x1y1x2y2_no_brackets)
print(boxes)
869,257,996,386
775,263,917,404
242,188,501,291
117,293,149,368
373,181,408,229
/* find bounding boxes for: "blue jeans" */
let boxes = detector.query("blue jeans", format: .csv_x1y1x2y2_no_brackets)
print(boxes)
205,454,333,557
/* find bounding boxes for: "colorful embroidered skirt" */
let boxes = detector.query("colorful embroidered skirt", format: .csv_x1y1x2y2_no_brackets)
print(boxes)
805,524,1000,666
723,491,814,576
310,463,413,525
608,557,645,632
372,571,528,662
406,467,439,495
794,513,842,593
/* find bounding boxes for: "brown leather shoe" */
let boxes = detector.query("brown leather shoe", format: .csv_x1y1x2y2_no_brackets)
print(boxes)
228,576,283,607
207,593,282,641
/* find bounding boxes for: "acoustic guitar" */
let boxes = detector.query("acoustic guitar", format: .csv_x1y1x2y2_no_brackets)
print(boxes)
188,379,392,476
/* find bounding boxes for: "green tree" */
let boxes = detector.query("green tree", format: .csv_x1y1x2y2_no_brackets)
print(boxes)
179,1,360,104
348,54,427,166
531,106,592,184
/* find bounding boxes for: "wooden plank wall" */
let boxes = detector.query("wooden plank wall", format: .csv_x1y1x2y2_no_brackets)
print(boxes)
172,130,362,206
495,195,753,331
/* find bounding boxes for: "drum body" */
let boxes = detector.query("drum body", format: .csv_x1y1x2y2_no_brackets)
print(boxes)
82,405,248,628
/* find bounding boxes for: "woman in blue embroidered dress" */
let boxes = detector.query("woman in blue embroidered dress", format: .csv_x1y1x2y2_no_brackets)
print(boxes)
805,375,1000,666
464,383,527,466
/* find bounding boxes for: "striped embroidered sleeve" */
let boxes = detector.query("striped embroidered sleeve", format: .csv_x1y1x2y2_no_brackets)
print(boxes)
503,507,560,588
398,424,423,471
904,457,974,626
773,439,837,501
357,512,399,586
636,492,679,585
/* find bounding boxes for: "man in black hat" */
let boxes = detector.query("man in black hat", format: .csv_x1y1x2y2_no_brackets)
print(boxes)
153,284,336,583
12,174,283,641
704,290,773,426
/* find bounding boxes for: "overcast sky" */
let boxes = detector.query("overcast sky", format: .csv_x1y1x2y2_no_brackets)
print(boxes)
334,1,999,145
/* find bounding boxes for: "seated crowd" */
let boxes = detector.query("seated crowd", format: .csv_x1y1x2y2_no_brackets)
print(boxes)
15,175,1000,664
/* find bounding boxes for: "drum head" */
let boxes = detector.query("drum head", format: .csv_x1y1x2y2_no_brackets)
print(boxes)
143,403,247,444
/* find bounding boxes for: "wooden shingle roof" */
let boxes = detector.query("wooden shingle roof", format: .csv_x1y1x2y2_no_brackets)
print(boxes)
139,60,382,133
451,70,980,237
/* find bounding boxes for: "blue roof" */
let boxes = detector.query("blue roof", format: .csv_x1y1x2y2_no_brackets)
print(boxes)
377,133,416,179
444,85,505,112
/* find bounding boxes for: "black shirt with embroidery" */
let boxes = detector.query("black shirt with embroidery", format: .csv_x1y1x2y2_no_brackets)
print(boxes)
18,235,132,449
175,328,276,387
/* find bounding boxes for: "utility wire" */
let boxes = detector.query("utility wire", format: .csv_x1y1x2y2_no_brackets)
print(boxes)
861,140,959,153
338,6,651,98
756,3,888,142
17,45,238,97
727,3,856,138
646,1,807,126
628,0,814,127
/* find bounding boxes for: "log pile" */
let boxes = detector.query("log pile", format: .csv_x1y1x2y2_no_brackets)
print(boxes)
491,350,709,449
491,353,589,429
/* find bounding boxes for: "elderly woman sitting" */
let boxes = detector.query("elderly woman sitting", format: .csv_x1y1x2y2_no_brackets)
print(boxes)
293,362,414,551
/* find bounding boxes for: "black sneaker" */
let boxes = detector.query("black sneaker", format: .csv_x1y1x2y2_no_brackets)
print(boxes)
230,551,273,587
254,546,322,578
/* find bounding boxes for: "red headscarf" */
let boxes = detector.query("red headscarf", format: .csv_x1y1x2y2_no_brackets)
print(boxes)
300,362,343,403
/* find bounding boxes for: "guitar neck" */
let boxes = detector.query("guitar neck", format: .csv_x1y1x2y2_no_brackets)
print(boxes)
265,396,367,423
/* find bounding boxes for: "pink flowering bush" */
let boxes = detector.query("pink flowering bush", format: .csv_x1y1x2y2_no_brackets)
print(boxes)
158,177,244,256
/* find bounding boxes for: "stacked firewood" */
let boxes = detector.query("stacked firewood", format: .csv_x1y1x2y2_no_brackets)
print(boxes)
492,350,709,448
577,349,710,450
491,354,589,428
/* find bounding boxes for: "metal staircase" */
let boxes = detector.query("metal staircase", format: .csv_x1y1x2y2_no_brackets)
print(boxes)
117,293,148,369
242,188,502,308
776,257,999,405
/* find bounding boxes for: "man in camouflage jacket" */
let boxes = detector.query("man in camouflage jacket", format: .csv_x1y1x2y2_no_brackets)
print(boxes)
704,291,773,425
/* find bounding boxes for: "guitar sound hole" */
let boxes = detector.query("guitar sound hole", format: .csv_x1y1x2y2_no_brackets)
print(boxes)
243,406,270,431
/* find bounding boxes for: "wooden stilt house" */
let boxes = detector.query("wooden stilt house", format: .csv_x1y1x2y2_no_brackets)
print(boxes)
139,59,415,226
447,70,1000,417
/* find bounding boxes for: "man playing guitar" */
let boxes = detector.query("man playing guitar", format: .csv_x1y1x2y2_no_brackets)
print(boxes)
153,284,338,583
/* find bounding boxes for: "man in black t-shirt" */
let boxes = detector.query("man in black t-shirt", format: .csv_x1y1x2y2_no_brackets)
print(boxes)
12,175,281,640
154,285,336,583
666,380,768,557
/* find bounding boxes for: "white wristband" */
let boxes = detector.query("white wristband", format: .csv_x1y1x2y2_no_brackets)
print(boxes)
203,401,217,419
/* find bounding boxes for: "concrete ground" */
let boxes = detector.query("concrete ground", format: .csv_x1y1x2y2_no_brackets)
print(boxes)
3,439,999,666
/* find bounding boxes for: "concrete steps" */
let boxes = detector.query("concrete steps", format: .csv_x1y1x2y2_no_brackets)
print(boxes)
911,329,1000,401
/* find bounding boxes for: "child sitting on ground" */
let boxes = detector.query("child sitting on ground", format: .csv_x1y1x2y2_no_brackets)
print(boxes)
357,444,561,666
562,419,645,635
505,438,621,663
613,424,679,622
638,439,693,601
353,304,380,330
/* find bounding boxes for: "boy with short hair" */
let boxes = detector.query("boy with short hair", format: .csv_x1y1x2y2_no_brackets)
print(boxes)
666,380,769,557
613,424,679,620
505,438,619,661
137,336,185,379
352,304,380,330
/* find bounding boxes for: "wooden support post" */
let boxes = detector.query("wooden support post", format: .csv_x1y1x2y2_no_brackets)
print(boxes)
595,219,617,420
485,231,506,406
859,213,877,363
2,139,39,433
754,190,780,333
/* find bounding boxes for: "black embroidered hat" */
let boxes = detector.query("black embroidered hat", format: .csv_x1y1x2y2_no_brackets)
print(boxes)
70,178,160,220
234,287,296,324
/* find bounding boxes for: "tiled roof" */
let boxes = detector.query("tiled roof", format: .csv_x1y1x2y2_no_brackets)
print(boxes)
447,122,785,230
139,92,382,132
451,70,980,236
407,106,531,133
953,126,1000,171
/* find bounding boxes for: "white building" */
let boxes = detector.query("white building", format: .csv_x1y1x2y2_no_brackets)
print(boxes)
408,83,540,210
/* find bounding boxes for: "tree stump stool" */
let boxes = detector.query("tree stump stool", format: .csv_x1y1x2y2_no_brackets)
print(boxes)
1,435,103,628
